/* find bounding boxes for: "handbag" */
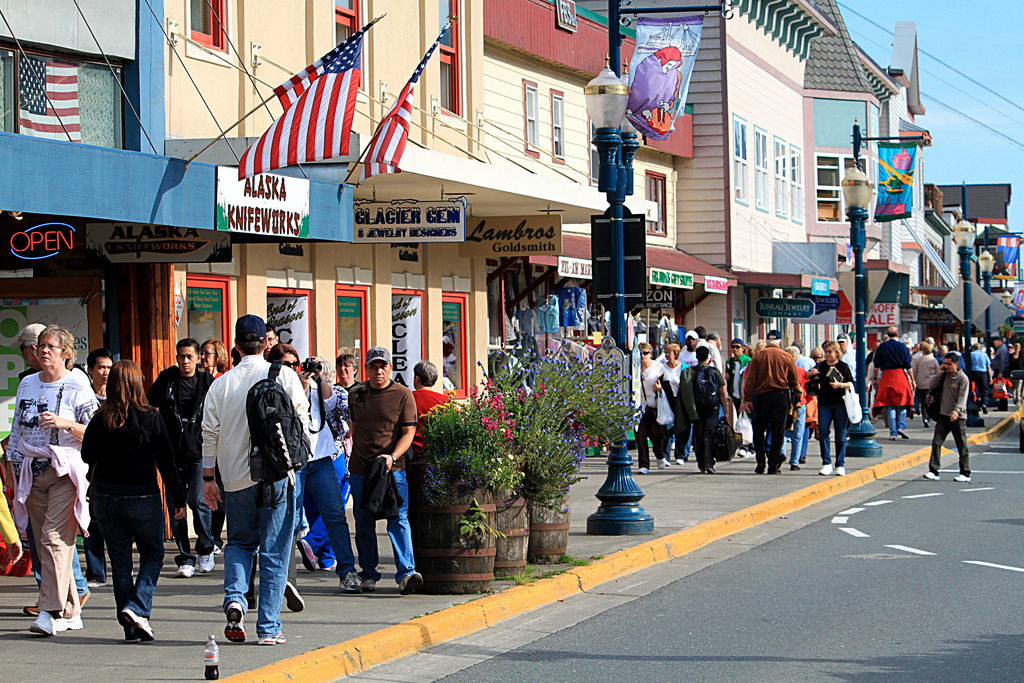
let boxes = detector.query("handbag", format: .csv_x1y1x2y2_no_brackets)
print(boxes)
843,387,863,424
925,374,946,422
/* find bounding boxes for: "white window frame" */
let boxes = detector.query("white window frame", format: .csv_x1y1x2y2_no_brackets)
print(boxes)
790,145,804,224
524,82,539,152
551,93,565,160
733,116,748,205
815,154,858,223
774,137,788,219
754,127,769,212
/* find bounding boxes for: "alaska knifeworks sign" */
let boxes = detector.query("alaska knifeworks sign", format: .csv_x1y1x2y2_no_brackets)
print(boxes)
85,223,231,263
458,215,562,258
215,167,310,238
755,298,815,319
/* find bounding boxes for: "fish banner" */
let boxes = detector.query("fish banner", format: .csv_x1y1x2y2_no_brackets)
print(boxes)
874,142,917,222
625,16,702,141
994,235,1019,280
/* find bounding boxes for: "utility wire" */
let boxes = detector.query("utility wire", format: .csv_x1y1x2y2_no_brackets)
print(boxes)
919,94,1024,153
0,7,74,143
70,0,158,154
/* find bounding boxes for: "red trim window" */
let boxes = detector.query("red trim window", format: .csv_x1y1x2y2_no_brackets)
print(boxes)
441,293,469,398
190,0,227,51
335,0,360,44
438,0,460,115
523,80,540,158
550,90,565,162
267,287,314,360
335,285,369,371
646,172,667,235
185,275,232,350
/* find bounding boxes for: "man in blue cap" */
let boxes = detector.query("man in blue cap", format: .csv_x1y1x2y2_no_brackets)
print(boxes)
201,314,309,646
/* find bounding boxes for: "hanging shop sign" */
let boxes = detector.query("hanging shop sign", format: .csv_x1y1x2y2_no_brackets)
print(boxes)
267,294,310,360
866,302,899,327
353,198,467,244
215,167,310,238
754,298,814,319
901,308,917,323
391,293,423,388
8,221,75,261
458,215,563,257
915,307,954,326
556,0,578,32
85,223,231,263
704,276,729,294
649,267,693,289
557,256,592,279
811,278,830,296
796,292,841,324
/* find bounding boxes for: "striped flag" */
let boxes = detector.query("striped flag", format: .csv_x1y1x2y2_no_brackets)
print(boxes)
239,24,374,179
19,55,81,141
360,21,451,182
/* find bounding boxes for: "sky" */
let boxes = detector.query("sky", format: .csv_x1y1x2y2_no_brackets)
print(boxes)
838,1,1024,230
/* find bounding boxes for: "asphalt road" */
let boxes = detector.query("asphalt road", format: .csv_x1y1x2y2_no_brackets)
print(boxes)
428,440,1024,683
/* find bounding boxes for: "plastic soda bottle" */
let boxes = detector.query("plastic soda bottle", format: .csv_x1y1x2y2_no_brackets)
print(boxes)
204,635,220,680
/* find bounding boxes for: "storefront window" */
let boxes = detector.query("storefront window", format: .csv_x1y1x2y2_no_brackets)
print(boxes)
0,49,14,132
336,285,368,367
186,277,230,348
442,294,468,396
267,288,312,360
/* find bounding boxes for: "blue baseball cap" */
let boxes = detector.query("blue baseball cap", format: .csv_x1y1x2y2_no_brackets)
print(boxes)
235,314,267,343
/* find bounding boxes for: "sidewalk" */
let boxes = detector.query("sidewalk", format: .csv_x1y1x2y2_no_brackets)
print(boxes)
0,412,1012,682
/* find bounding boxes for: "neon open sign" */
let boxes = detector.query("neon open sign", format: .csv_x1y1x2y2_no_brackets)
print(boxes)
9,222,75,260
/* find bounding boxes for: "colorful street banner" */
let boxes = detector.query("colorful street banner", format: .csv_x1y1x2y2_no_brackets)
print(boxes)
994,235,1019,280
874,142,916,222
624,16,702,141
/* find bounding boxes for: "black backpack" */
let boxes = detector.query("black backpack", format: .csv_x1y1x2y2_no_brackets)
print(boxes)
694,365,720,408
246,361,311,483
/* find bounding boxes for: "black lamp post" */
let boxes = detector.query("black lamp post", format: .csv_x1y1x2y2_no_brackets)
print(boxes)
953,218,984,428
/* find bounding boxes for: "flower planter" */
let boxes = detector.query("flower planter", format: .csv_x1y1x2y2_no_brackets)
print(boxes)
493,488,529,578
408,473,496,595
527,496,570,563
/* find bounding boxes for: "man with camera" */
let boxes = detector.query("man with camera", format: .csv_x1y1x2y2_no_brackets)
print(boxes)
267,345,360,597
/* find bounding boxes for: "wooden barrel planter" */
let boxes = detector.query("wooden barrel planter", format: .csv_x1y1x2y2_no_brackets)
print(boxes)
408,472,496,595
493,489,529,579
527,496,570,563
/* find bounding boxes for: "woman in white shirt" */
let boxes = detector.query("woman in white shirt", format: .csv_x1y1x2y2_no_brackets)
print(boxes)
636,342,664,474
658,343,684,467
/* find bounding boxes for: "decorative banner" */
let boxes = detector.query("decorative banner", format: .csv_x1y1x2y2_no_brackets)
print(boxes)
86,223,231,263
557,256,592,279
835,291,853,325
391,293,422,388
173,282,184,328
353,198,467,243
811,278,830,296
216,167,311,238
1,301,89,439
703,276,729,294
875,142,917,222
994,235,1019,280
866,302,899,327
624,16,703,141
459,215,562,257
649,267,693,289
267,294,310,360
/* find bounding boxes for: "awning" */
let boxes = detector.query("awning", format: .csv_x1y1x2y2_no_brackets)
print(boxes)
901,217,957,286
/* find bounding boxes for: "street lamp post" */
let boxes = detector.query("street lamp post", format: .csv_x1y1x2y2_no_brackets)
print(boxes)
954,219,984,428
980,249,995,346
841,167,882,458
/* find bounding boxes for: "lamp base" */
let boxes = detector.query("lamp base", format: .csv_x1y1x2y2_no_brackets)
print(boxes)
586,444,655,536
847,417,883,458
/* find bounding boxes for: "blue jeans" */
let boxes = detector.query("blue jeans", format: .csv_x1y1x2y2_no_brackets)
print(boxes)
799,422,812,464
83,520,106,583
886,405,907,438
92,492,165,631
818,402,849,467
27,524,88,596
349,470,416,584
223,479,295,639
304,456,351,568
786,404,806,466
169,461,215,567
295,458,356,577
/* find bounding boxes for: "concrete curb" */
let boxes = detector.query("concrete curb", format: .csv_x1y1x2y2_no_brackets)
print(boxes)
226,408,1021,683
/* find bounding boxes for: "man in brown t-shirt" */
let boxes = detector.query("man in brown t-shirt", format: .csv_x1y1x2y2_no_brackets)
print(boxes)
347,346,421,595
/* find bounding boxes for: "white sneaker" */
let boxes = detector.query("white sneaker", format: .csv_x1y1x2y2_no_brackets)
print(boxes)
834,466,846,476
663,458,673,467
175,564,195,578
54,614,83,633
923,471,940,481
30,611,57,636
657,458,667,470
119,608,153,641
819,464,834,476
954,474,972,483
638,467,649,474
197,554,215,574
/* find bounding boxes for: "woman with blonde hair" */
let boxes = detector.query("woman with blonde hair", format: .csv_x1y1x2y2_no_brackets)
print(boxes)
636,342,665,474
82,360,185,642
8,325,98,636
200,339,231,377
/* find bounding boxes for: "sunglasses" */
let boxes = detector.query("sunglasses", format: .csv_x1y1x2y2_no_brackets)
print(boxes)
731,345,742,349
282,360,301,369
641,350,651,355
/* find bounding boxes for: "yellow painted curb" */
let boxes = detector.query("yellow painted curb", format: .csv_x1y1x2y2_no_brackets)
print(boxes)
227,407,1022,683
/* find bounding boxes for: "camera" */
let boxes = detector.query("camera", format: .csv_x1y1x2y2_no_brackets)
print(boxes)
301,358,323,375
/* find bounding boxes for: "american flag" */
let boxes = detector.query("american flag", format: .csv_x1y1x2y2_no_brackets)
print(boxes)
239,24,374,179
997,236,1019,279
19,55,81,141
360,21,451,182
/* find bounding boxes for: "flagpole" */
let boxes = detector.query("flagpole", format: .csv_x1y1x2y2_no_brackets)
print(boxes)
185,93,278,164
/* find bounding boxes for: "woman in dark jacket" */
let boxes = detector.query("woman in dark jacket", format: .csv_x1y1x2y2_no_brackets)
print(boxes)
805,340,855,477
81,361,185,643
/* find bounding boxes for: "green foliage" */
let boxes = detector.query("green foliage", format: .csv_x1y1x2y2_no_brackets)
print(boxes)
558,553,589,567
459,498,506,539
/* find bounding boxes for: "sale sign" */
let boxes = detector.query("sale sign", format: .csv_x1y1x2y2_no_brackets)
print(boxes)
865,302,899,327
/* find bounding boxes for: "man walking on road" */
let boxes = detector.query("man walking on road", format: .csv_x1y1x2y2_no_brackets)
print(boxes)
870,326,915,441
926,352,971,482
202,315,310,646
742,331,802,474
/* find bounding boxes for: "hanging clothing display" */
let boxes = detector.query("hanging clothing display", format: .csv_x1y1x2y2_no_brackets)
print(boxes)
554,287,587,330
537,294,561,334
516,305,537,337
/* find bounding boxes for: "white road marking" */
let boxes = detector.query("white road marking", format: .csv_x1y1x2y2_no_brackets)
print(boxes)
840,528,870,538
838,507,865,515
864,500,893,506
988,445,1018,449
963,560,1024,573
619,581,647,592
960,487,995,492
832,516,849,524
903,493,944,499
885,545,936,556
939,470,1024,474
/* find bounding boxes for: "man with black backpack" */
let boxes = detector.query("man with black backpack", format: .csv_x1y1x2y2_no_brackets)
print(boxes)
690,346,728,474
148,338,216,578
201,315,309,647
